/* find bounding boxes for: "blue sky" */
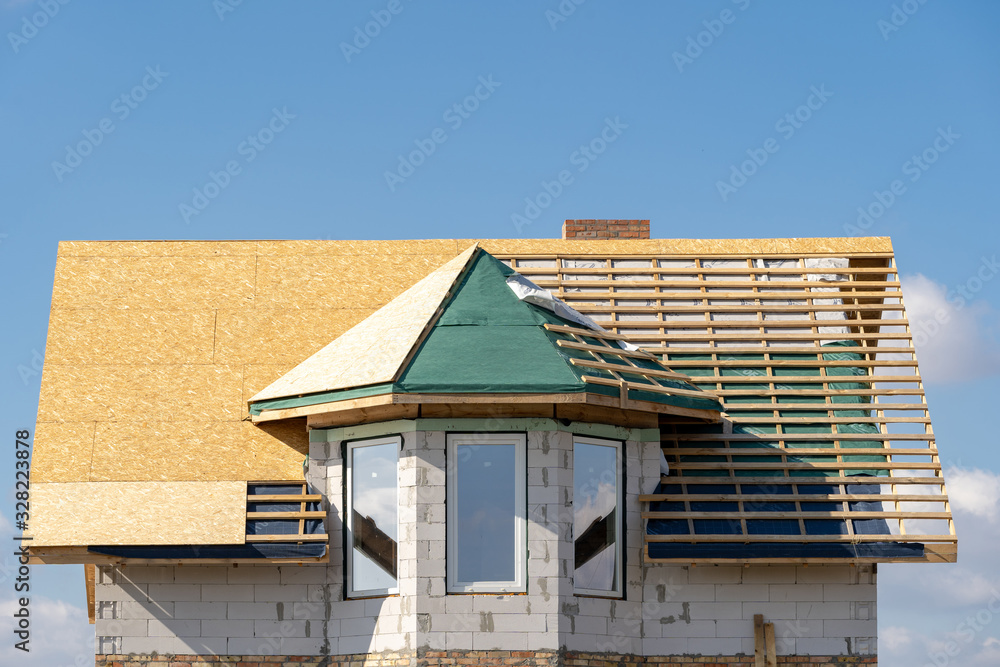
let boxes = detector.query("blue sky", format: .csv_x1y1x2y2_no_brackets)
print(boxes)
1,2,999,665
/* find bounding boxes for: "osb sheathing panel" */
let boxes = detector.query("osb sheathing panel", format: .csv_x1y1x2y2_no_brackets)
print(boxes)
35,237,893,488
29,422,96,483
214,308,376,365
45,309,217,365
26,481,247,546
251,245,477,402
88,421,306,482
51,256,256,310
475,236,893,256
253,253,459,308
57,241,260,257
38,365,243,423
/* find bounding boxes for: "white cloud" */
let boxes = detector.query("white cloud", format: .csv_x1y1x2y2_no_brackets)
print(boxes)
880,465,1000,666
901,273,1000,383
0,594,92,667
946,466,1000,523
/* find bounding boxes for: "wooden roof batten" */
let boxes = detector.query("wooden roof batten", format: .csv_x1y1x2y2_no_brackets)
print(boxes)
497,245,956,565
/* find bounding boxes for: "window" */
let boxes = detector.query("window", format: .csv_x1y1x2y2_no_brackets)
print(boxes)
573,437,622,597
447,433,526,593
346,436,399,598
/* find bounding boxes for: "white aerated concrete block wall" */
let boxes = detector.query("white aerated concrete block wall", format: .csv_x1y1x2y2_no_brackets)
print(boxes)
93,427,878,658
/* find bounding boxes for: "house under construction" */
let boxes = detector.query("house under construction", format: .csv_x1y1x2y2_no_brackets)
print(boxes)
28,219,957,666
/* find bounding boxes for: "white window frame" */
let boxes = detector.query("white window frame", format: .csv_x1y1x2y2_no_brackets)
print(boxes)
446,433,527,594
345,435,400,599
572,435,624,598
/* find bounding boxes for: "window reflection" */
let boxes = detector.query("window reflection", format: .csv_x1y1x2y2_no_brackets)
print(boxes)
348,439,398,596
574,440,620,595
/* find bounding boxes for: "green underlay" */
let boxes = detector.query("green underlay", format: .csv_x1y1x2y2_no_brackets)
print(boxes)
310,418,660,444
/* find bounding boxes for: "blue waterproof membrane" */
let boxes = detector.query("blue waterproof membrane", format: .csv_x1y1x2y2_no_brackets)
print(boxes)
89,483,327,561
646,480,924,559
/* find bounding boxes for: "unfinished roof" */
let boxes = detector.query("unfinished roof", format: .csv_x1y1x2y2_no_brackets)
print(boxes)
249,246,723,419
30,236,955,564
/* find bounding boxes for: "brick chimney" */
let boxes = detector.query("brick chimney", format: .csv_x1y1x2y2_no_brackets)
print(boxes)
562,219,650,240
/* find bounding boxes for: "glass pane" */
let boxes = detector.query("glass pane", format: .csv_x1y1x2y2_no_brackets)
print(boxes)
351,441,398,593
455,443,516,583
574,442,618,592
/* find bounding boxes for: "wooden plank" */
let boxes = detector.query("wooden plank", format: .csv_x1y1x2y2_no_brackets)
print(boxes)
665,447,936,456
85,564,95,625
246,511,326,519
244,534,329,543
670,461,939,471
642,511,952,520
764,622,777,667
754,614,765,667
639,493,948,503
249,494,322,502
645,534,956,543
570,358,692,381
581,375,718,401
659,475,945,485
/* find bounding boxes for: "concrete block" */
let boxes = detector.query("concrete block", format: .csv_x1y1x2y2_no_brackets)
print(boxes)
688,637,742,654
796,601,851,620
121,599,174,620
174,601,227,619
769,583,824,602
147,583,200,601
824,583,876,601
688,566,742,584
96,618,147,637
716,584,770,602
795,636,852,654
227,602,280,620
445,595,474,614
824,619,878,636
796,564,853,583
741,565,797,584
771,618,824,638
688,601,743,620
341,615,378,637
669,583,717,601
229,636,292,654
202,583,254,602
147,618,200,637
120,566,175,584
373,632,407,651
202,619,254,637
338,633,377,654
227,566,280,584
253,584,309,601
493,612,548,633
292,601,330,620
714,618,753,638
473,631,528,650
255,619,309,637
98,581,148,602
173,566,228,584
279,565,328,584
445,631,474,650
742,602,796,619
643,636,688,654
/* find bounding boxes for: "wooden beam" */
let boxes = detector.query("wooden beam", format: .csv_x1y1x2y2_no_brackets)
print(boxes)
85,564,95,625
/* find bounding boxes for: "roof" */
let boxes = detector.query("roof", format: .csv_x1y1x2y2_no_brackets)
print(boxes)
249,246,723,417
29,236,955,563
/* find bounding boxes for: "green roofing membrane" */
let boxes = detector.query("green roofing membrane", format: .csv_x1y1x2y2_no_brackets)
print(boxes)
250,249,722,416
669,340,888,477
